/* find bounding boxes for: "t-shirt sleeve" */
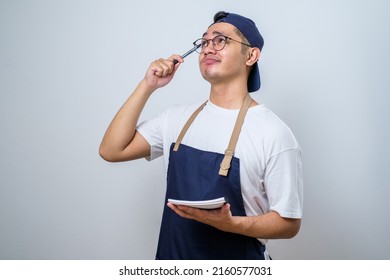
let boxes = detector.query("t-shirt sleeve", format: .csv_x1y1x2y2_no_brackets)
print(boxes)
135,104,200,162
136,112,165,161
264,148,303,219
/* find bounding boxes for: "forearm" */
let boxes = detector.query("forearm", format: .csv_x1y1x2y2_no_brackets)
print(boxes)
99,79,154,161
169,203,301,240
228,211,301,239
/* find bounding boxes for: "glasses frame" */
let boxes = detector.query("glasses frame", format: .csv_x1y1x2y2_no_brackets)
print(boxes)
193,34,252,54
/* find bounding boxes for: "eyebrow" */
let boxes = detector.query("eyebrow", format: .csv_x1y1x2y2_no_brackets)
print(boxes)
202,30,225,38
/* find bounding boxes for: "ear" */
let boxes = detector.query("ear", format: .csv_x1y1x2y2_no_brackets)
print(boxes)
246,48,261,66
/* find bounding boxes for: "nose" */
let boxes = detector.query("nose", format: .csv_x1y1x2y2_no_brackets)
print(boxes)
203,40,216,55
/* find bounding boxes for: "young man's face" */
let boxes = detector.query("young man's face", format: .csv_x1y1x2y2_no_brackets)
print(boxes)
198,22,250,88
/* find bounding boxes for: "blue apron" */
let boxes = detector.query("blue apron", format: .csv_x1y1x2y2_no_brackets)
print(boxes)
156,95,265,260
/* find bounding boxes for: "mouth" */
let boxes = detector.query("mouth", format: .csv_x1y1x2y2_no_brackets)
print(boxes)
201,56,220,65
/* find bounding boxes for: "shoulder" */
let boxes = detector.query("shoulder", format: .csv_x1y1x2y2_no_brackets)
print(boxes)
155,102,205,128
246,105,300,154
139,101,206,133
139,101,204,125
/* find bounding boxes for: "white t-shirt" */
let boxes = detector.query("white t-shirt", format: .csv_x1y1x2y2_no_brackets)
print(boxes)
137,100,303,222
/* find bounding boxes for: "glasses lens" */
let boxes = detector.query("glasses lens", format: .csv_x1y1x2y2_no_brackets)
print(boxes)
212,35,227,51
193,35,227,53
194,39,206,54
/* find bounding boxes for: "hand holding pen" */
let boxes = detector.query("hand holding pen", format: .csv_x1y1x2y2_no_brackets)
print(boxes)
172,43,200,65
147,43,201,88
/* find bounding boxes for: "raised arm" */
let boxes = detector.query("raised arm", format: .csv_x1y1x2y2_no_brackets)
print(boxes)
99,55,183,162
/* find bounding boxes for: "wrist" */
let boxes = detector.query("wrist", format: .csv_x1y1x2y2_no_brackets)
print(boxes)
228,215,244,233
138,79,157,96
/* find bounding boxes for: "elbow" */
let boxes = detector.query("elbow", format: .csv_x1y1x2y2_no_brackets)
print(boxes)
99,147,111,162
99,144,118,162
283,219,301,239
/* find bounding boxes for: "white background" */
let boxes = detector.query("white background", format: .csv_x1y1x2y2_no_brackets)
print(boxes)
1,0,389,259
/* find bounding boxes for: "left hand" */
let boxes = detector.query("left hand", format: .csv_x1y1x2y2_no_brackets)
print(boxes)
167,202,234,232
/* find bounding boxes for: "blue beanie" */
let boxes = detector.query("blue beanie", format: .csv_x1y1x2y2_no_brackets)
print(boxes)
215,12,264,92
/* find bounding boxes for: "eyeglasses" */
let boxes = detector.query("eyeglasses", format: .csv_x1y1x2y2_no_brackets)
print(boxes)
193,34,252,54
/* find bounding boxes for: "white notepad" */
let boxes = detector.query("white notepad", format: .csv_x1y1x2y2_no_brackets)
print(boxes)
168,197,227,210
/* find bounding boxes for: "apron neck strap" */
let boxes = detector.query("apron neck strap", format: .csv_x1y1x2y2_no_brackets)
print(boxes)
219,94,252,176
173,100,208,152
173,94,253,176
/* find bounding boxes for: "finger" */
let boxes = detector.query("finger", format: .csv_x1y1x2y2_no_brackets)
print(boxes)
152,55,182,77
221,203,231,215
157,59,171,77
150,59,170,77
167,203,194,219
150,61,163,77
164,59,175,76
169,54,183,66
178,205,205,217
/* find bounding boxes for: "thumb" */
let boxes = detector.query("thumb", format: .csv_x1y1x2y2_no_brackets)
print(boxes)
221,203,231,215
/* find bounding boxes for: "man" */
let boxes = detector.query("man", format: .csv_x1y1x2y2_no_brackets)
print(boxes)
99,11,303,260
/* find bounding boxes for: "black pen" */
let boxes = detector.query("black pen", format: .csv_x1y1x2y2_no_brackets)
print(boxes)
173,44,200,65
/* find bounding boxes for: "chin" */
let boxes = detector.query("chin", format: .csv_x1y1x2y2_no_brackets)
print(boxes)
200,68,220,83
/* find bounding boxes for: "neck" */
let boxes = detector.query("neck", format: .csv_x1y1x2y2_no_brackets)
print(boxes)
209,83,249,109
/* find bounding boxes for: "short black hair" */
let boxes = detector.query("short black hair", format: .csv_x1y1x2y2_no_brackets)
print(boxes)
213,11,229,23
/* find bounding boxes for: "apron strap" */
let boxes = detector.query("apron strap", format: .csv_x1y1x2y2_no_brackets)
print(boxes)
173,94,253,176
219,94,252,176
173,100,208,152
